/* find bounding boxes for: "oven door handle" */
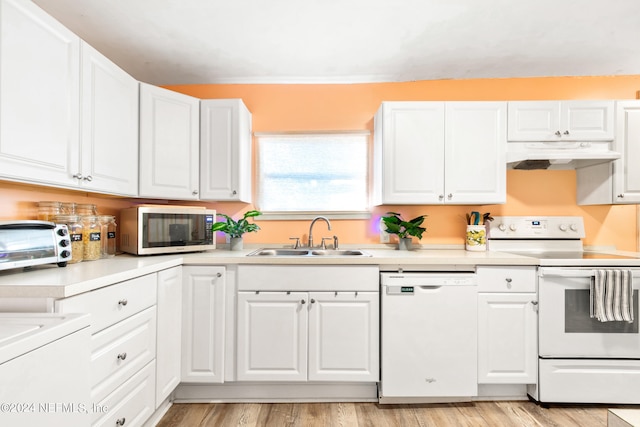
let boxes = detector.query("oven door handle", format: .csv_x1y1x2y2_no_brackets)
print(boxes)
539,267,640,279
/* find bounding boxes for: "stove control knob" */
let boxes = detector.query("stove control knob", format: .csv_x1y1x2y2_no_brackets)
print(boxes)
570,224,578,231
498,223,506,231
509,224,517,231
559,224,568,231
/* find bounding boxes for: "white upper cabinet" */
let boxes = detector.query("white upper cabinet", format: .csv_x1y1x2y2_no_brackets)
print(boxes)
444,102,507,205
139,83,200,199
373,101,506,205
200,99,252,202
508,100,614,141
0,0,139,196
0,0,81,187
79,42,139,195
577,100,640,205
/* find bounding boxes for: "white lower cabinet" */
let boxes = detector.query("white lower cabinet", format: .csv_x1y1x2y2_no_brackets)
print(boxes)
155,267,182,406
477,266,538,384
236,266,379,383
181,266,226,383
55,273,158,427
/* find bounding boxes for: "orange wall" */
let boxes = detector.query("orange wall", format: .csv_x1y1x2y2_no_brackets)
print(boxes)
1,76,639,250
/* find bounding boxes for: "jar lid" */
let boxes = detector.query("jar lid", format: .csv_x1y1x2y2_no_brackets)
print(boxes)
38,201,62,207
53,214,80,222
80,215,99,221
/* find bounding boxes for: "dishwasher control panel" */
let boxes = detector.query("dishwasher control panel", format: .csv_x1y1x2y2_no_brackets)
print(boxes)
381,272,477,295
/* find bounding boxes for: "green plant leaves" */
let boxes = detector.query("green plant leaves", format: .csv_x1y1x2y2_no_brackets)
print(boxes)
381,212,428,240
211,211,262,238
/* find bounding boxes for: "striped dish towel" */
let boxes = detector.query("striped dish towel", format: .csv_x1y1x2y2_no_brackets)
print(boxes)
591,269,634,322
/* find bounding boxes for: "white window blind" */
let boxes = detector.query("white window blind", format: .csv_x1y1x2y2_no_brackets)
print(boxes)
257,132,369,213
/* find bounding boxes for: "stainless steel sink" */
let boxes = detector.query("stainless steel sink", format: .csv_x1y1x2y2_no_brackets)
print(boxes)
247,248,371,257
310,249,371,256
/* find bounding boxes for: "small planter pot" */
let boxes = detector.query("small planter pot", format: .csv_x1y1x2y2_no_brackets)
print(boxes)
230,237,244,251
398,237,413,251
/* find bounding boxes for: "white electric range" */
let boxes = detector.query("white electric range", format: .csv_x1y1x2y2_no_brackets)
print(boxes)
488,216,640,404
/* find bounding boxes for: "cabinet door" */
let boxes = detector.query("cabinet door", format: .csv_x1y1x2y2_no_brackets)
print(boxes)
478,293,538,384
0,0,80,187
236,291,308,381
613,100,640,203
181,266,225,383
373,102,445,204
445,102,506,204
563,100,614,141
139,83,200,199
507,101,561,141
200,99,252,202
308,292,379,382
156,266,182,405
80,42,139,195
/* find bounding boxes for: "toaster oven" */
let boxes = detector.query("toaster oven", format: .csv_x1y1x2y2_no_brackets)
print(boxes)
0,221,72,271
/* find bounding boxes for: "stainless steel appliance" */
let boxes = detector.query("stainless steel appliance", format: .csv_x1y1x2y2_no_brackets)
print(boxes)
488,216,640,404
380,271,478,403
0,220,71,271
120,205,216,255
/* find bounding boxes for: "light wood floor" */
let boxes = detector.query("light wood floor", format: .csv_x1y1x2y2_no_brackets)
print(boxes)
156,401,613,427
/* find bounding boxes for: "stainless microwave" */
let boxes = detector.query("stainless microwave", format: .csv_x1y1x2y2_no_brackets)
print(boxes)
120,206,216,255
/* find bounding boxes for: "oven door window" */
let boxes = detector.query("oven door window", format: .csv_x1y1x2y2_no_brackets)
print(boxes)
565,289,638,333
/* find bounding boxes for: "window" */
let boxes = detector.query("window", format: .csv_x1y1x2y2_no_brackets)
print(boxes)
256,132,369,215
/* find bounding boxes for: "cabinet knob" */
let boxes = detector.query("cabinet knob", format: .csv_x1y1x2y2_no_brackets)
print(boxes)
447,193,453,200
531,300,539,312
192,190,199,195
116,417,126,426
118,299,128,306
232,190,237,195
555,130,562,136
82,175,93,182
310,298,316,304
618,194,624,198
563,130,570,135
438,194,444,200
216,272,222,278
72,173,83,180
117,352,127,361
301,299,306,304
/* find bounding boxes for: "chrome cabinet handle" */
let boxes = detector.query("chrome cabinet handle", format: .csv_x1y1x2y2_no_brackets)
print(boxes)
563,130,570,135
72,173,83,180
447,193,453,200
117,352,127,361
301,299,306,304
216,272,222,278
618,194,624,198
310,298,316,304
232,190,237,195
555,131,562,136
192,190,198,195
505,277,512,288
82,175,93,182
118,299,128,306
438,194,444,200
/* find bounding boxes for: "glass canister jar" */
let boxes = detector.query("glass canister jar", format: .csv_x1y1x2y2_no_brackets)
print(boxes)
76,203,98,216
60,202,77,215
37,201,61,221
99,215,117,258
54,214,84,263
81,215,102,261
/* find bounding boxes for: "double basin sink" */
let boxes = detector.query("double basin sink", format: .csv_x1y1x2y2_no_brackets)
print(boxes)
247,248,371,257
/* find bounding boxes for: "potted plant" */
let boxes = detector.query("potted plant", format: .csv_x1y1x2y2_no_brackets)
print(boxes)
211,210,261,251
381,211,428,250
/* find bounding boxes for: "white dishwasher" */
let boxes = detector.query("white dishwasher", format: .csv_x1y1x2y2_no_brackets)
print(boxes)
380,271,478,403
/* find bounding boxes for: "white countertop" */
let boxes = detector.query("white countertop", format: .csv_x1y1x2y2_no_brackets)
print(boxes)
1,246,636,299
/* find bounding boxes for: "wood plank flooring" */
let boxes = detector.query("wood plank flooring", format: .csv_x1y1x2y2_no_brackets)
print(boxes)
156,401,613,427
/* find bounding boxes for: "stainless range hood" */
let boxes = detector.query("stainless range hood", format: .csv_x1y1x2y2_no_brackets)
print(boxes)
506,141,621,170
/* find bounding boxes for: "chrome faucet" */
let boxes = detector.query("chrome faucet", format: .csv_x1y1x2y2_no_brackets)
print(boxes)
308,216,331,248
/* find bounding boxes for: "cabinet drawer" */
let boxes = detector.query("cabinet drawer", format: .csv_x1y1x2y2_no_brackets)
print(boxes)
90,306,156,403
56,273,157,333
92,360,156,427
477,266,536,292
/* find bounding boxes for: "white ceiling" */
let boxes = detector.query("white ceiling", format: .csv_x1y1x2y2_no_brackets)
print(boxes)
33,0,640,86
